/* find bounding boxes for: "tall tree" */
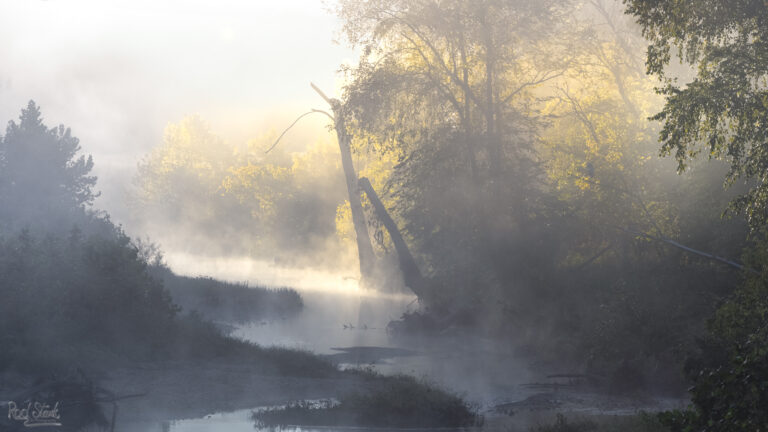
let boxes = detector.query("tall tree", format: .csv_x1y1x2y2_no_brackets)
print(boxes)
335,0,582,304
338,0,579,185
623,2,768,429
0,101,97,228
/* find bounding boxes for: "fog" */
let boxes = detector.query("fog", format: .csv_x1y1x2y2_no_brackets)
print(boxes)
0,0,763,431
0,0,354,230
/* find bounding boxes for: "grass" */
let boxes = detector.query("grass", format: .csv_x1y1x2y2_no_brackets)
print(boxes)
152,266,303,323
165,311,339,378
531,413,669,432
254,372,481,428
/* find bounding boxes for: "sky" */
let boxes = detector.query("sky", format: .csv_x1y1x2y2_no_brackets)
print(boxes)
0,0,356,226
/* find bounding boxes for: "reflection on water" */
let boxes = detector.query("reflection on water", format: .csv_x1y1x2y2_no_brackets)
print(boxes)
166,407,474,432
166,408,256,432
167,401,342,432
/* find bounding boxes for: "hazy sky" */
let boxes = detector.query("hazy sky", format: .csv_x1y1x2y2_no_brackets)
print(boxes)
0,0,355,226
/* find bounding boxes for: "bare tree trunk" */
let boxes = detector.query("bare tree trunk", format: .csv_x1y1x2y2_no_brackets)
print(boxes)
358,177,425,298
311,84,376,285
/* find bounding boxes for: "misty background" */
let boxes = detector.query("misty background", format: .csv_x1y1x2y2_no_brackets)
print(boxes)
0,0,354,237
2,0,767,430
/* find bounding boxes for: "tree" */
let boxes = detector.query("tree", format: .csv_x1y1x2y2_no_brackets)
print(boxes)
335,0,583,303
133,115,239,231
623,1,768,428
133,116,349,264
309,84,377,285
623,0,768,233
338,0,580,185
0,101,97,228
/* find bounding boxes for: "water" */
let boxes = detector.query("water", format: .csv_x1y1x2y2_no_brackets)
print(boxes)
166,409,257,432
231,291,410,355
155,289,532,432
142,255,685,432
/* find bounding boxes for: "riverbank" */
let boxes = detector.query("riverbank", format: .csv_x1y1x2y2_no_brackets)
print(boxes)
0,349,476,431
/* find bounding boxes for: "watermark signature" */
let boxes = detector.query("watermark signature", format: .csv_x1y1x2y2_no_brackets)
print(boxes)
6,400,62,428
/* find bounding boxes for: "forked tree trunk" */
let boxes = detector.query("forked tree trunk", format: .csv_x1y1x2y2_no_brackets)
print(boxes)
359,177,425,298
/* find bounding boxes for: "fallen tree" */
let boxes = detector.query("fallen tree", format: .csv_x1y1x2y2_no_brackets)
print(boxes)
359,177,426,298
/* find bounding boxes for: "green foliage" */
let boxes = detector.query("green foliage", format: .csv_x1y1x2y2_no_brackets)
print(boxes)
622,0,768,427
337,0,748,389
624,0,768,232
658,275,768,431
254,373,481,428
0,102,185,371
533,412,668,432
336,0,587,312
133,117,348,263
534,414,598,432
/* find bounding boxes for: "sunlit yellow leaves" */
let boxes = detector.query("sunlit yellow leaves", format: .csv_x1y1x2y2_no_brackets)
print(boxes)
135,115,235,204
222,163,290,220
536,26,682,268
134,115,352,260
335,200,354,243
290,141,343,190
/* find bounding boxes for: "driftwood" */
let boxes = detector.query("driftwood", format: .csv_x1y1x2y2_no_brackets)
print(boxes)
358,177,426,298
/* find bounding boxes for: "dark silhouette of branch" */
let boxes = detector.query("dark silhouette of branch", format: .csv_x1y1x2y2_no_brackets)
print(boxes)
614,225,757,274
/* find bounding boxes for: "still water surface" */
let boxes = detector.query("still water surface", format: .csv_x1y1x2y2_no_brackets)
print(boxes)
149,255,681,432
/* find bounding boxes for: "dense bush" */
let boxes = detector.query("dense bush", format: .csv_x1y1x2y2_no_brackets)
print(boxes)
659,272,768,431
533,412,667,432
0,227,178,371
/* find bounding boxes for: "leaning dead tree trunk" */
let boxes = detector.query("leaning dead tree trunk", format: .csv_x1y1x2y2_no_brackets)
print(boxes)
359,177,426,298
310,83,377,284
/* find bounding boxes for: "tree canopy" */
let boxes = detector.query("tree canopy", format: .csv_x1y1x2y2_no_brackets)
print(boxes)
624,0,768,231
0,101,98,229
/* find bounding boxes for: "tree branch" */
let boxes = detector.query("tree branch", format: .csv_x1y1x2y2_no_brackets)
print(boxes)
265,109,334,154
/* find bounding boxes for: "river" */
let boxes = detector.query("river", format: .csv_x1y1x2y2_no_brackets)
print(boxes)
149,254,686,432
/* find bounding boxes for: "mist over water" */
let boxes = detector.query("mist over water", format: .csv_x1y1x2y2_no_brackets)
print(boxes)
165,251,412,350
164,252,362,293
164,251,525,397
3,0,758,430
152,251,685,432
162,252,673,411
151,255,535,432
